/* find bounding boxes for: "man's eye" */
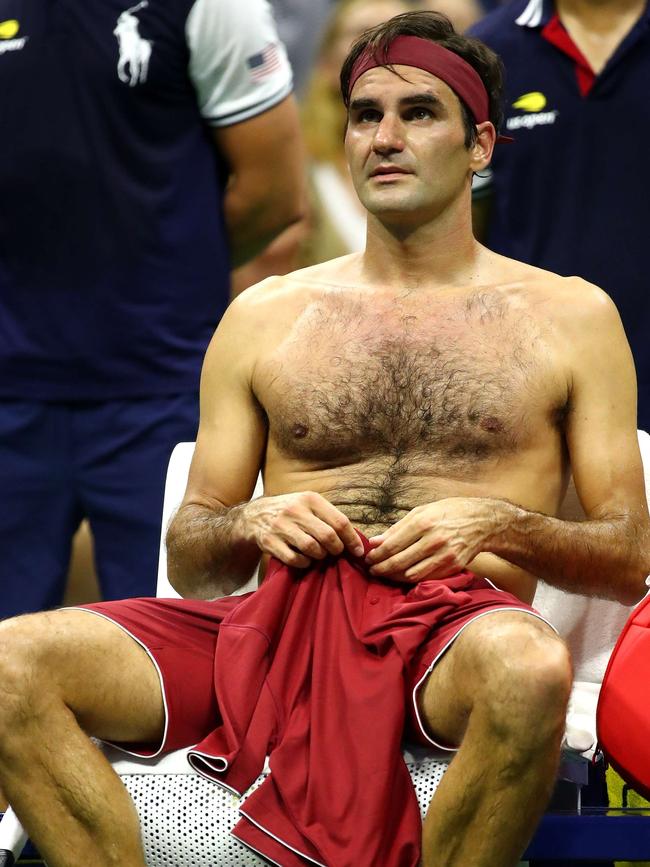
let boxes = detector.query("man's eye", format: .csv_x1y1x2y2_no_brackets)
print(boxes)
408,107,433,121
358,109,381,123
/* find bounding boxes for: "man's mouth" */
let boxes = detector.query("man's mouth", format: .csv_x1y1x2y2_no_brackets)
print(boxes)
369,165,411,178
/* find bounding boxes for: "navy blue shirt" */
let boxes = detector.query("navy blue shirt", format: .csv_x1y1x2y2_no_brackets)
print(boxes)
469,0,650,428
0,0,291,400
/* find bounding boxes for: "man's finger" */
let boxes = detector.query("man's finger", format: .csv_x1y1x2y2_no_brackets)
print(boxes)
368,541,429,576
282,526,328,560
265,538,312,569
404,554,440,582
312,500,364,556
366,521,434,564
405,553,462,582
296,513,346,556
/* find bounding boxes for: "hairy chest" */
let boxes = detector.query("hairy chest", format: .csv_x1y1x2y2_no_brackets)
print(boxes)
255,292,567,465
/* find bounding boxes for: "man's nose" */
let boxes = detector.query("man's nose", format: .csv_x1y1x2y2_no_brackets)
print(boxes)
372,114,405,154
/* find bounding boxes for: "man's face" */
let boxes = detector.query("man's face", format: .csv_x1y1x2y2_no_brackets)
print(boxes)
344,64,476,226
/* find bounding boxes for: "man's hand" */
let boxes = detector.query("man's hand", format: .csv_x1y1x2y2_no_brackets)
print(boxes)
241,492,365,567
365,498,504,582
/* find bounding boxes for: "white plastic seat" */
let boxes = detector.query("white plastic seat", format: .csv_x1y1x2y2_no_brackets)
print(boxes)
102,743,449,867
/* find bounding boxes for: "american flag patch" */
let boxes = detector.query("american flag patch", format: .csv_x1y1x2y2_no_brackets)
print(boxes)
246,43,282,81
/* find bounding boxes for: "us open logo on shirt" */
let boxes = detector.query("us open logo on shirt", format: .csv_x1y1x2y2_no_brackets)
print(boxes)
506,92,559,131
114,1,153,86
0,19,28,54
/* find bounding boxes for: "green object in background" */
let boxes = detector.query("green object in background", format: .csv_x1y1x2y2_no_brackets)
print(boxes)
607,766,650,867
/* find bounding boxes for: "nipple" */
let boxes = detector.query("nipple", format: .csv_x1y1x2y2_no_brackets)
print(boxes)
292,423,309,439
480,416,503,434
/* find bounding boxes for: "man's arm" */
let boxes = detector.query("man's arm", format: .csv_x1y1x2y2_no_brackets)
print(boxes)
214,96,306,269
166,286,363,599
367,284,650,604
165,296,269,598
488,286,650,602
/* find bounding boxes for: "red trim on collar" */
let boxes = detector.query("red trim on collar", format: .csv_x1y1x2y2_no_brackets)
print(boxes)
541,13,596,96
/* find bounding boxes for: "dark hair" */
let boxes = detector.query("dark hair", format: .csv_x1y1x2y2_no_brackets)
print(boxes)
340,10,505,148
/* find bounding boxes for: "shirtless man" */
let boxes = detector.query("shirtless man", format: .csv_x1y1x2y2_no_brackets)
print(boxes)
0,10,648,867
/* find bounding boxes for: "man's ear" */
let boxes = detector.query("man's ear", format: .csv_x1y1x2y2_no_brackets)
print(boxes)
470,121,496,172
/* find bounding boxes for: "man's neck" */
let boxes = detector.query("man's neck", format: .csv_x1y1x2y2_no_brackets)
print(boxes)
361,207,485,291
555,0,646,72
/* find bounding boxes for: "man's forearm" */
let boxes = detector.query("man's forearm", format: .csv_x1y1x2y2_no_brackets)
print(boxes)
166,502,261,599
224,180,304,269
487,501,649,604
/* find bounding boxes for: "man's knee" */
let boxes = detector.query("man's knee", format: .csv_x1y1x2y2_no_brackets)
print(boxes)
0,613,56,734
419,614,572,753
471,617,572,745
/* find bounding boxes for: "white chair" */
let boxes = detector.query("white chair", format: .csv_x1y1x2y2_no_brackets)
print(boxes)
2,434,649,866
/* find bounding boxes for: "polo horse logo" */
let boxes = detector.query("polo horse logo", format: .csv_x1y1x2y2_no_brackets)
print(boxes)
114,1,153,86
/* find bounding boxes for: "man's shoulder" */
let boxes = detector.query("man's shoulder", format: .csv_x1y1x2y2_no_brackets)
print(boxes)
494,264,625,371
225,275,301,326
515,268,622,341
551,276,623,332
529,270,616,315
227,256,360,322
489,256,616,318
288,254,365,288
240,255,361,304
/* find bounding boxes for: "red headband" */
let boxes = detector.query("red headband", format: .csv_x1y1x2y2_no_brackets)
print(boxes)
348,35,510,142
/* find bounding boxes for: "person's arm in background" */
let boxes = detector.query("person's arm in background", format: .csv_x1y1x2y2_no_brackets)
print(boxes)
230,209,311,297
186,0,306,271
214,96,306,269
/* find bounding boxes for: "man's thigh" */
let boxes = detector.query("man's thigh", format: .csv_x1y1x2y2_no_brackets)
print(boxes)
0,401,80,617
2,607,165,745
68,595,241,754
416,610,562,749
4,593,235,751
74,393,199,600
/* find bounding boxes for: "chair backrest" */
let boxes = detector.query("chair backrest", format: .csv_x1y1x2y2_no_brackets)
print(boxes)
156,443,195,597
156,433,650,682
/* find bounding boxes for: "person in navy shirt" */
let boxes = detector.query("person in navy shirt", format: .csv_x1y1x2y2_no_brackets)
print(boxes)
469,0,650,430
0,0,304,616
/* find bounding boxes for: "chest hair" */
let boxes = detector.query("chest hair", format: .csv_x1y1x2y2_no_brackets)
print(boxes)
258,290,563,468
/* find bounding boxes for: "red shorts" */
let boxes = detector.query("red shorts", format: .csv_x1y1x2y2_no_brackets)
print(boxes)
72,576,551,758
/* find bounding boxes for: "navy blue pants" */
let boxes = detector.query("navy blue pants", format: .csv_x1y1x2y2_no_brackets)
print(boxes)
0,395,198,617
